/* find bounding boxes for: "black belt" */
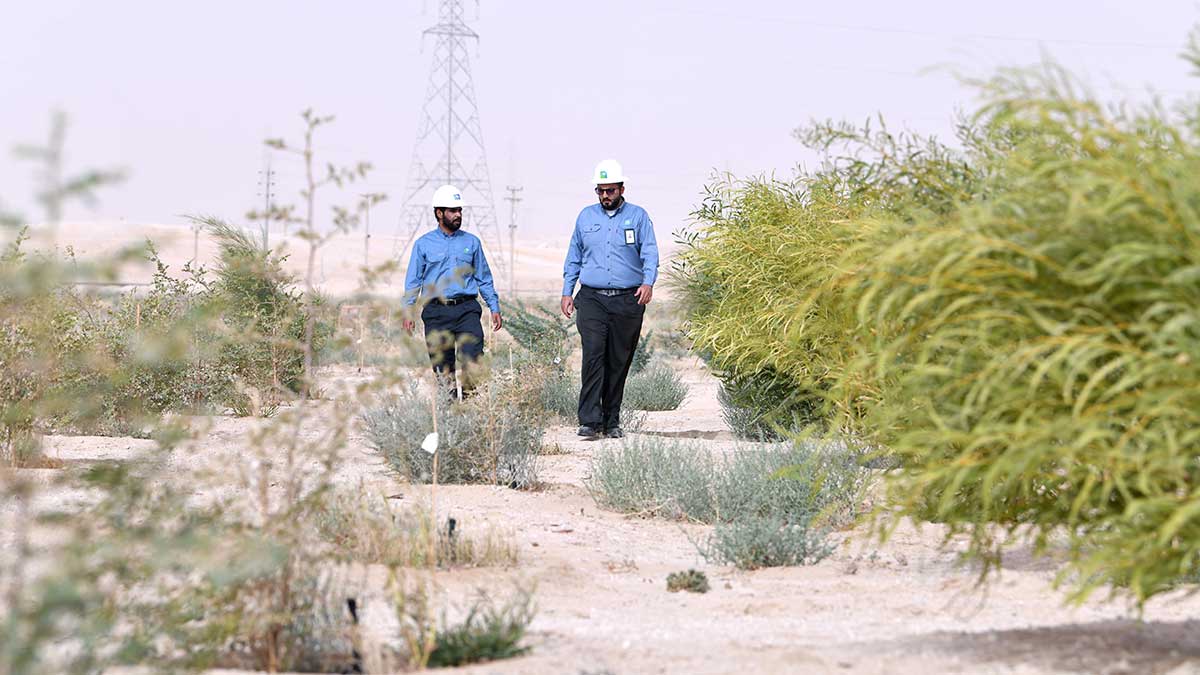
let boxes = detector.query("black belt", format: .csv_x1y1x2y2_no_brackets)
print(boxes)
583,285,638,297
430,295,475,306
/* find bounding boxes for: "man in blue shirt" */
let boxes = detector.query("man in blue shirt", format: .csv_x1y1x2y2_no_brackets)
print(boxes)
403,184,503,397
561,159,659,438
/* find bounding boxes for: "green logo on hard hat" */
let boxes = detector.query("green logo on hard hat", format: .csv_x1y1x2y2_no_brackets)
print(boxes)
453,193,461,200
599,170,608,179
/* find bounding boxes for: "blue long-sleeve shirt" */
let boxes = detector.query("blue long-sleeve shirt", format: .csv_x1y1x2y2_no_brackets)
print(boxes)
562,200,659,296
404,228,501,313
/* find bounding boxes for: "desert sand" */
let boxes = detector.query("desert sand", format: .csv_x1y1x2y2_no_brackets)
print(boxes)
21,360,1200,675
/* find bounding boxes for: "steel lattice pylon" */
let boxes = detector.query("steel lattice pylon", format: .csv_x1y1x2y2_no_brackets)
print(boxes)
395,0,505,282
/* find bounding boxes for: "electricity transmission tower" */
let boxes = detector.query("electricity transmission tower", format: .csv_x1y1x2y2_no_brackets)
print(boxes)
395,0,505,282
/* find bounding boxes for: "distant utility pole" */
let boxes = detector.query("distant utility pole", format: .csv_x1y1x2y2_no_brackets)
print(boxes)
191,219,202,264
256,159,276,248
360,192,372,270
503,185,522,295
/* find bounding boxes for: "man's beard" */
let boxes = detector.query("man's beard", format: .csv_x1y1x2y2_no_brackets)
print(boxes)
441,217,462,232
600,195,623,210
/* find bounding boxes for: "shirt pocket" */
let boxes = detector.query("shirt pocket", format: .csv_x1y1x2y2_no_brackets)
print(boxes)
451,247,475,275
580,223,604,260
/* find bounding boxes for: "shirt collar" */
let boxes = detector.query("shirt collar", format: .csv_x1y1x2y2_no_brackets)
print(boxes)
437,227,462,239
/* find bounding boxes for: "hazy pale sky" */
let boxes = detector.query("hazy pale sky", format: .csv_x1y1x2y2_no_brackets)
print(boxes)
2,0,1197,249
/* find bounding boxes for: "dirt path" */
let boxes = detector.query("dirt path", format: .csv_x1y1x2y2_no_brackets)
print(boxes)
24,363,1200,674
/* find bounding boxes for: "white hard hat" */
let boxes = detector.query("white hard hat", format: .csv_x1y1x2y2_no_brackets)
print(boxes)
431,184,467,209
592,159,627,185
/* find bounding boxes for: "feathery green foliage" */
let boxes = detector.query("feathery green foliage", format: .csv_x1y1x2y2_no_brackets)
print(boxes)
674,112,989,435
851,64,1200,603
675,44,1200,602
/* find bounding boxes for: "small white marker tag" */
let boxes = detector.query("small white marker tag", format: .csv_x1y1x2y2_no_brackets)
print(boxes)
624,228,636,244
421,432,439,454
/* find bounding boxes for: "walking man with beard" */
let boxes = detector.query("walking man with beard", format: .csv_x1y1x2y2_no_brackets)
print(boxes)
561,160,659,438
403,184,503,399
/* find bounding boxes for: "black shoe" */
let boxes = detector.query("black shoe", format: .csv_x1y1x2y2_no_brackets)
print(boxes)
604,427,624,439
577,425,600,438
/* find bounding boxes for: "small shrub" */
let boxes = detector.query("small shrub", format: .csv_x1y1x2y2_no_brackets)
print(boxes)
363,381,542,489
666,569,709,593
534,369,650,431
587,437,718,521
504,302,574,366
426,589,535,668
622,360,688,411
590,439,866,525
704,516,834,569
717,381,782,442
716,369,828,441
538,370,578,419
589,438,869,568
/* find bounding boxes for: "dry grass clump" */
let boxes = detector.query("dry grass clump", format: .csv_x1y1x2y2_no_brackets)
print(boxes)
314,489,518,568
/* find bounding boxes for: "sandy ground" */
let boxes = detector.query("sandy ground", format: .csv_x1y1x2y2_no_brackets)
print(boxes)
12,361,1200,675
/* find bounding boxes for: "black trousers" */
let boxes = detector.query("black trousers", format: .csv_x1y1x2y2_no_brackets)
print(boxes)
575,286,645,430
421,297,485,386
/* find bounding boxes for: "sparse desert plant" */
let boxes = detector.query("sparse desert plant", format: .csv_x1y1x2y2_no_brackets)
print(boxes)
630,329,655,375
704,516,835,569
590,438,866,526
0,108,401,674
666,569,709,593
315,489,518,568
424,588,535,668
533,368,649,432
587,437,718,521
589,438,869,568
363,379,542,488
622,359,688,411
538,369,578,419
504,301,574,367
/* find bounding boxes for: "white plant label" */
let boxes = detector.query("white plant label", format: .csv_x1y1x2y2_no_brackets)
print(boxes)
421,432,439,454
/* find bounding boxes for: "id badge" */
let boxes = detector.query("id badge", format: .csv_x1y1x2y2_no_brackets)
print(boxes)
624,228,636,245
